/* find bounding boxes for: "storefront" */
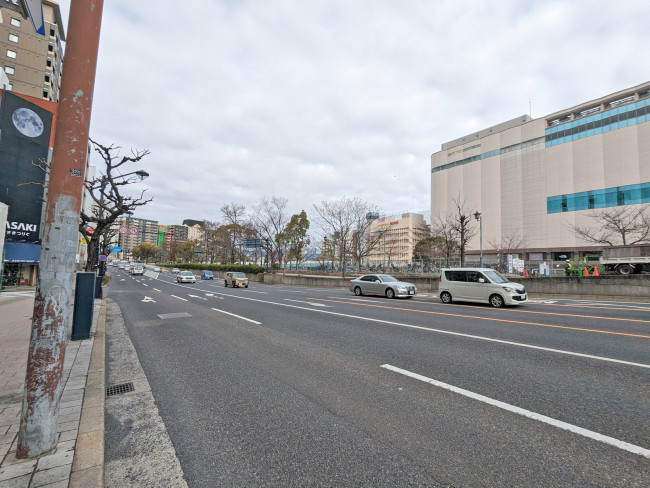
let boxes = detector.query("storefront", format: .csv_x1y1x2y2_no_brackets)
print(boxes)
2,242,40,287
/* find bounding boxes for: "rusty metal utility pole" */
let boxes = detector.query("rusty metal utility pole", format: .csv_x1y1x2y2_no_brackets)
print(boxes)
17,0,104,458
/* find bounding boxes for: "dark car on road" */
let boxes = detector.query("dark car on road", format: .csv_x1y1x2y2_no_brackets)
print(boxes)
201,270,214,280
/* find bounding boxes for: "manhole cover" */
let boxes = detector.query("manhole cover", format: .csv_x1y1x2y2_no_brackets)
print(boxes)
106,382,135,397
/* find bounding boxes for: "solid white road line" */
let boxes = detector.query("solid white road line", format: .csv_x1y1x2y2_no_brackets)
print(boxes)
211,308,261,325
284,299,331,307
213,293,650,370
381,364,650,459
170,295,188,301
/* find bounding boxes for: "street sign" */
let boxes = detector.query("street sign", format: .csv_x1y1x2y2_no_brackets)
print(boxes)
129,227,138,235
109,246,122,253
119,226,128,234
98,255,107,261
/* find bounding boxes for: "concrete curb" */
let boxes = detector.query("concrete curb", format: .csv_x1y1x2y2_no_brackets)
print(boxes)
70,298,105,487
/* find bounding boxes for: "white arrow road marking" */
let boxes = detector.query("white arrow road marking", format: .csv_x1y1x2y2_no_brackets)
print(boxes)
382,364,650,459
141,296,156,303
211,308,261,324
284,299,331,308
188,294,207,300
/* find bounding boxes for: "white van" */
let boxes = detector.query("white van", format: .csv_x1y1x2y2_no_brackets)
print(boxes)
438,268,528,308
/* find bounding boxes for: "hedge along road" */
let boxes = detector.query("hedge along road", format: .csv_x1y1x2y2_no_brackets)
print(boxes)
107,269,650,487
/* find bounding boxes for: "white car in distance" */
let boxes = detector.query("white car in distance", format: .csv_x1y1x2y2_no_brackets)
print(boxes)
176,271,196,283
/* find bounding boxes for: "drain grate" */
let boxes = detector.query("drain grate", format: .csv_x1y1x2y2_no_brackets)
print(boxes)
106,382,135,397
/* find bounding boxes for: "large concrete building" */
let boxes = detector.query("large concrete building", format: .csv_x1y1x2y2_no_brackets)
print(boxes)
367,213,430,268
111,216,159,258
0,0,65,102
431,81,650,262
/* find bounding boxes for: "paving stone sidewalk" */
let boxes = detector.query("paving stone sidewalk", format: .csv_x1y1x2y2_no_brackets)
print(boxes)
0,288,105,488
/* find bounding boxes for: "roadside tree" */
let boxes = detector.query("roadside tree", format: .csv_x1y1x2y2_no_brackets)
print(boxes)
130,242,162,263
79,139,152,271
568,205,650,246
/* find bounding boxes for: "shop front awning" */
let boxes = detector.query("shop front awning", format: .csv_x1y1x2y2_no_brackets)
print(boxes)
3,242,41,264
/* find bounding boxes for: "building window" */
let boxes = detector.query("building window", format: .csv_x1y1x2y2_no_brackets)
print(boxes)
42,90,48,98
48,44,54,52
46,59,52,67
10,18,21,27
5,66,15,75
44,74,50,83
6,50,17,59
8,34,19,43
50,27,55,37
6,84,12,91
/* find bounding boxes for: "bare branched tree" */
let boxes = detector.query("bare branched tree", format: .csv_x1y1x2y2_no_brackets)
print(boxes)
251,196,290,268
488,230,527,270
79,139,153,271
568,205,650,246
431,217,458,267
312,196,376,277
446,196,477,266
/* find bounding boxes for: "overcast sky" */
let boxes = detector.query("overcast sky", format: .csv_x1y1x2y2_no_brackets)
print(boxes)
56,0,650,227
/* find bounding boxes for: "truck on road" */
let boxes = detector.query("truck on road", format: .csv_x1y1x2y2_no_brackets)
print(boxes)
599,244,650,275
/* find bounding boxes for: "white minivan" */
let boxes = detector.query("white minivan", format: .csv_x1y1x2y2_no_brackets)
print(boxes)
438,268,528,308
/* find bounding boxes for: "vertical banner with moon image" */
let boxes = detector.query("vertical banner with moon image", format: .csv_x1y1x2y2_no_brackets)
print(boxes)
0,92,54,243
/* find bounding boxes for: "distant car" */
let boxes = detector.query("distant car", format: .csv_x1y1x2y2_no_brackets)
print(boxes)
201,270,214,280
153,266,162,273
131,265,144,276
348,274,417,299
224,271,249,288
171,268,180,274
177,271,196,283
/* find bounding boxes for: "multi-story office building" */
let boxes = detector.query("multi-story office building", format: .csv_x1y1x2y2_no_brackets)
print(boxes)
0,1,65,102
431,81,650,261
367,213,430,267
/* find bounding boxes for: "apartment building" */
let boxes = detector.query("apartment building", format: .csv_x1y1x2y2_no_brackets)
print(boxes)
0,0,65,102
367,213,430,267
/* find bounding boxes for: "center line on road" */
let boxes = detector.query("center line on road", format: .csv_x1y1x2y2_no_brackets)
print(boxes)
212,292,650,369
211,308,261,324
170,295,187,301
381,364,650,459
313,297,650,338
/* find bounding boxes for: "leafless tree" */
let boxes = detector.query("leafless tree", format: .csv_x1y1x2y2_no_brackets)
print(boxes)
312,196,378,277
79,139,152,271
568,205,650,246
250,196,290,268
444,196,477,266
431,217,459,267
488,230,527,270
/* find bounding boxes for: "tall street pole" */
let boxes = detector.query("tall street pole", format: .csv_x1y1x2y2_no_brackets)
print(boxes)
17,0,104,458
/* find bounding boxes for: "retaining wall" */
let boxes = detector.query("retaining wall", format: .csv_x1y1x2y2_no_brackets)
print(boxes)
240,272,650,302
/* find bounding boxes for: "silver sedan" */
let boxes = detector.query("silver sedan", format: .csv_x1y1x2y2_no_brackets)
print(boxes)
349,274,417,299
176,271,196,283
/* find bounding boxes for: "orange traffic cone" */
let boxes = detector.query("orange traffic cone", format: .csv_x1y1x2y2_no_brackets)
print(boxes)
593,266,599,276
583,267,589,276
525,269,529,277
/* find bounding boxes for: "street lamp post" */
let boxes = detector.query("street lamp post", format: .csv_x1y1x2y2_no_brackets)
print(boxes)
474,211,483,267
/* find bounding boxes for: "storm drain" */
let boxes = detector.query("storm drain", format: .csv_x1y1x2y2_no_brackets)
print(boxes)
106,382,135,397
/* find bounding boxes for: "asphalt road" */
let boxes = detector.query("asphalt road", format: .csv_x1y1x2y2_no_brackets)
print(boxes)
105,268,650,487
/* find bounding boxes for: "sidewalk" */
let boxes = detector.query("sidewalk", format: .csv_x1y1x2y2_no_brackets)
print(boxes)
0,288,105,488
